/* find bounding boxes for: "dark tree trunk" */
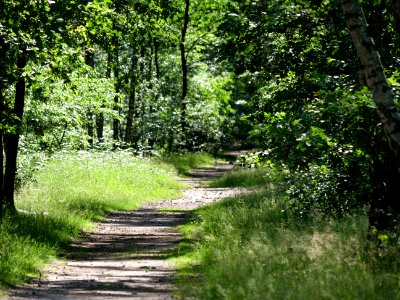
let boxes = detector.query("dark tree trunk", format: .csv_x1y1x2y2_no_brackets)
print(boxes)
342,0,400,233
154,38,160,80
125,47,138,145
3,48,27,214
96,52,112,145
0,35,6,218
0,89,4,218
85,48,95,147
180,0,190,132
112,41,121,148
138,46,146,145
148,41,157,149
87,112,94,146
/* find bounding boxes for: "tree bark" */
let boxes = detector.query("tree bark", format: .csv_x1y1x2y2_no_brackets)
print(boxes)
85,48,95,147
0,89,4,218
112,41,121,148
96,52,112,145
148,41,157,149
3,48,27,213
0,34,5,218
154,38,161,80
342,0,400,232
180,0,190,133
125,47,138,145
87,112,94,146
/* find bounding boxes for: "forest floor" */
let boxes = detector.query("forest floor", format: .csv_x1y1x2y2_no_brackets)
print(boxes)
2,162,245,299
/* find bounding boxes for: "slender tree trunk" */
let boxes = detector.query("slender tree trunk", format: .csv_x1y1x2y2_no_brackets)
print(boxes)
96,52,112,145
3,48,27,213
148,41,157,149
87,112,94,146
154,38,160,80
125,47,138,145
342,0,400,232
0,34,5,218
0,89,4,218
180,0,190,133
96,111,104,144
112,41,121,148
138,46,146,145
85,48,95,147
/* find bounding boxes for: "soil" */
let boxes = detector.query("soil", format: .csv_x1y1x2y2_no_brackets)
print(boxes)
2,163,246,299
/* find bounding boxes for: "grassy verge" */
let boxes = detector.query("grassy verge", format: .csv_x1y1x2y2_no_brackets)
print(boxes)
0,150,184,287
160,152,215,175
209,167,272,188
173,169,400,299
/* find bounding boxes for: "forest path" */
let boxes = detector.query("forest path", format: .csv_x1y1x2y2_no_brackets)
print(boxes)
4,162,245,299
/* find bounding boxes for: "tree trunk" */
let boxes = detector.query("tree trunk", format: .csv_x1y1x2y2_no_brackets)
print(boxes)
125,47,138,145
0,89,4,218
3,48,27,214
0,34,5,218
148,41,157,149
342,0,400,232
180,0,190,133
87,111,94,147
154,38,161,80
112,41,121,148
138,46,146,145
96,52,112,145
85,48,95,147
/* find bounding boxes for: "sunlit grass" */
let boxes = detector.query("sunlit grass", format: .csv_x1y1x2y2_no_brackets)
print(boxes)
173,172,400,299
160,152,215,175
0,150,184,286
209,167,273,188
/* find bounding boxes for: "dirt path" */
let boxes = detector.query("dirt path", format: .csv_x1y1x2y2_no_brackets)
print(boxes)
3,163,244,299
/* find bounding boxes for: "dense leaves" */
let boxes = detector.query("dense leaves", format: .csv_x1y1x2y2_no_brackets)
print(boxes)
0,0,399,240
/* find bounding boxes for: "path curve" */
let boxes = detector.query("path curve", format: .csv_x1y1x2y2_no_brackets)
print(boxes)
3,163,244,299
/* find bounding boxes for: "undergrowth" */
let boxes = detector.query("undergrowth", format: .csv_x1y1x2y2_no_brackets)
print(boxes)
0,150,184,287
173,169,400,299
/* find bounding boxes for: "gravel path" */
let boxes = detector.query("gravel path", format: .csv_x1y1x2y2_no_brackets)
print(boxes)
2,163,245,299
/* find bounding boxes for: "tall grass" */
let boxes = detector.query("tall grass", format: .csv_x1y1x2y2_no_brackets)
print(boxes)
209,167,273,188
173,170,400,299
0,150,184,287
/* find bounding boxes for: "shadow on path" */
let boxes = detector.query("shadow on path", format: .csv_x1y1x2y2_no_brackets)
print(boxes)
3,162,241,300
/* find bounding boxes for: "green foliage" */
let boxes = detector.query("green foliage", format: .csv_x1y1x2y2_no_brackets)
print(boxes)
174,175,400,299
24,65,117,151
0,151,183,286
213,0,396,218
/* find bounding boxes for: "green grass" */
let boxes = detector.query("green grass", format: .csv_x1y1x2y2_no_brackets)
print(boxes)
209,167,273,188
0,150,184,287
160,152,215,175
172,171,400,300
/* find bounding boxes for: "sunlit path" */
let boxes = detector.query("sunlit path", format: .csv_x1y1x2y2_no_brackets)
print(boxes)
2,163,245,299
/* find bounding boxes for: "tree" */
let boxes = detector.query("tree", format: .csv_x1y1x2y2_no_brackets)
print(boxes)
180,0,190,133
0,0,51,215
342,0,400,233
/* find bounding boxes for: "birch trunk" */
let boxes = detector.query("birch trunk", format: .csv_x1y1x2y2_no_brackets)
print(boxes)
342,0,400,232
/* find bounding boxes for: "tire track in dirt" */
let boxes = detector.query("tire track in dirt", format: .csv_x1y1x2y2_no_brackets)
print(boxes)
3,163,245,299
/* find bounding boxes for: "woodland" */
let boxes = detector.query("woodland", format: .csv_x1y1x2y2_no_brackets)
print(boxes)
1,0,400,298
